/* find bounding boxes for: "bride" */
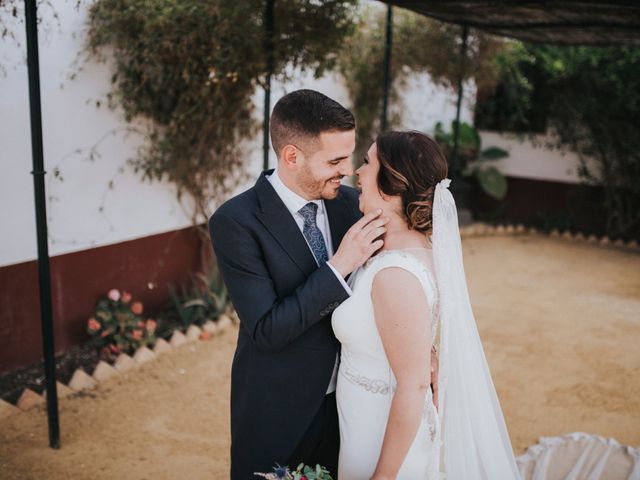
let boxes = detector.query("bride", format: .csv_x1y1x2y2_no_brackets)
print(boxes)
331,131,521,479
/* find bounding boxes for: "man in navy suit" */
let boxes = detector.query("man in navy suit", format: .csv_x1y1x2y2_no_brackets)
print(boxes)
209,90,388,478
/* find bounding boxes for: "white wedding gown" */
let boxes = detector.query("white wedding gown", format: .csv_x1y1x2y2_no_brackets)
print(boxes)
332,248,441,480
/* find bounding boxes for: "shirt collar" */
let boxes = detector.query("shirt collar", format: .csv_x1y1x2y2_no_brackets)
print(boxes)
268,168,325,217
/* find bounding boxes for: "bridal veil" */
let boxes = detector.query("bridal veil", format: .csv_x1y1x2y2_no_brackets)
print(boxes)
432,178,521,479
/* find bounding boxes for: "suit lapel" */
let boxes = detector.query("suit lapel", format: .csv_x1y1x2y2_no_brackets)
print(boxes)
254,171,318,276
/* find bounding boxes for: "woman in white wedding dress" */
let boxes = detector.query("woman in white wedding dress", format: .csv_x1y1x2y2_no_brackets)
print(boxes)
332,131,521,480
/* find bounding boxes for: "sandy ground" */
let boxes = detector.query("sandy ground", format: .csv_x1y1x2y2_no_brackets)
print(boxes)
1,234,639,480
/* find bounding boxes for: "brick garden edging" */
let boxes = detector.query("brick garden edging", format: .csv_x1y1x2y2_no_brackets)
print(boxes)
0,311,238,422
459,223,639,252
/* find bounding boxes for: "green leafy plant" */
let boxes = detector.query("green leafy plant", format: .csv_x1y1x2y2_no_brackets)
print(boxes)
86,289,157,357
474,42,542,133
167,260,229,330
337,6,506,162
475,43,640,238
255,463,333,480
86,0,357,226
434,120,509,200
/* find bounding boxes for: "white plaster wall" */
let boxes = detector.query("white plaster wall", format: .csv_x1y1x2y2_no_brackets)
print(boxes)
1,1,195,267
0,0,472,268
400,73,475,135
478,131,599,184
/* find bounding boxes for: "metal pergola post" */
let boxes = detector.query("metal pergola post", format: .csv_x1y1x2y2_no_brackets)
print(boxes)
262,0,275,171
380,3,393,132
452,24,469,175
24,0,60,449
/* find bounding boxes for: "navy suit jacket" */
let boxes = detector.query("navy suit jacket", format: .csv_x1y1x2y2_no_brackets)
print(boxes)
208,170,361,479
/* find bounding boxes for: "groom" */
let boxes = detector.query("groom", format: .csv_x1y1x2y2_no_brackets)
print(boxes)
209,90,387,478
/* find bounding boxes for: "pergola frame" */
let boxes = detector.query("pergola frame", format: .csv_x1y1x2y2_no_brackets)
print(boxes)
23,0,640,449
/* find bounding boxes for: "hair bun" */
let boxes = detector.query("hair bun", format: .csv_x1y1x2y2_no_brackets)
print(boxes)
406,185,436,233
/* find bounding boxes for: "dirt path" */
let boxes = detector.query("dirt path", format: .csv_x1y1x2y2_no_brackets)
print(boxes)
1,235,639,479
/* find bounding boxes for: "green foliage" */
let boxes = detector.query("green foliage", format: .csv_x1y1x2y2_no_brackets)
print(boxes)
86,0,357,221
293,463,333,480
86,289,157,356
540,46,640,239
474,166,507,201
478,44,640,237
435,121,508,200
166,260,229,330
337,6,505,161
475,42,542,132
255,463,333,480
481,146,510,160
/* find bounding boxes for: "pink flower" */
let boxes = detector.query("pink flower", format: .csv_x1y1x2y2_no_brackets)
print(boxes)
101,330,110,337
199,331,210,341
132,329,143,340
107,289,121,302
131,301,143,315
137,321,145,328
87,318,101,331
145,319,157,332
121,291,132,303
109,344,120,353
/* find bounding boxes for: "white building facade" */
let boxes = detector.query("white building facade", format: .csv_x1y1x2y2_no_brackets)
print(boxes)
0,0,588,373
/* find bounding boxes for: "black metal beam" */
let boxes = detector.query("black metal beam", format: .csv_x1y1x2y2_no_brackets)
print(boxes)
24,0,60,449
381,0,640,45
452,24,468,175
380,3,393,132
262,0,275,171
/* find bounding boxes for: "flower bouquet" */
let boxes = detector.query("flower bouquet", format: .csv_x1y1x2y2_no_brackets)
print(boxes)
255,463,333,480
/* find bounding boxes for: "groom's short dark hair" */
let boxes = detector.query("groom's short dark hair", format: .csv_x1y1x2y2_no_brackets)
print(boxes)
270,89,355,158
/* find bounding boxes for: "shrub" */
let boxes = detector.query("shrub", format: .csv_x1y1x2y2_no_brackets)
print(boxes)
87,289,157,357
166,260,229,330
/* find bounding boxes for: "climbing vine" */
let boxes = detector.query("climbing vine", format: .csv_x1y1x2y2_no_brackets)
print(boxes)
86,0,357,225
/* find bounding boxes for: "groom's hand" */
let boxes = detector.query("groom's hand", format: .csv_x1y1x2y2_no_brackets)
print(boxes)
329,209,388,278
431,345,439,411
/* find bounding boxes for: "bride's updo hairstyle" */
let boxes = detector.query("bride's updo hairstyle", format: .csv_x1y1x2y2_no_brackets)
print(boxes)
375,130,448,235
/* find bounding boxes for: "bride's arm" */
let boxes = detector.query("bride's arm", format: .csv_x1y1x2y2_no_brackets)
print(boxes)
370,267,432,480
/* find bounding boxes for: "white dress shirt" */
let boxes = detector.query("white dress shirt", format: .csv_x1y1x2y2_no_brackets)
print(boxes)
267,169,350,394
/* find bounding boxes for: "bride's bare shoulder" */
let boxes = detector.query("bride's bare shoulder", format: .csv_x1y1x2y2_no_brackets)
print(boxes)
370,266,429,310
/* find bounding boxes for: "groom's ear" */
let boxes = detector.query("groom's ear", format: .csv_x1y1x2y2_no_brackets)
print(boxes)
281,144,298,170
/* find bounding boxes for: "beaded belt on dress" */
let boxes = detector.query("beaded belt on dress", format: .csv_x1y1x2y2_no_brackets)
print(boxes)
340,367,393,394
341,366,439,442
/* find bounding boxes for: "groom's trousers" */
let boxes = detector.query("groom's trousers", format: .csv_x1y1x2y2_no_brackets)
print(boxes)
288,392,340,477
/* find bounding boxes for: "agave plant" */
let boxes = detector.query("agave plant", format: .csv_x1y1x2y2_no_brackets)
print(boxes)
167,260,229,329
434,121,509,200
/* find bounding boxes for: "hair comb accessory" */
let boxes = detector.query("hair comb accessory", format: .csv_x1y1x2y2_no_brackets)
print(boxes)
436,178,451,190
